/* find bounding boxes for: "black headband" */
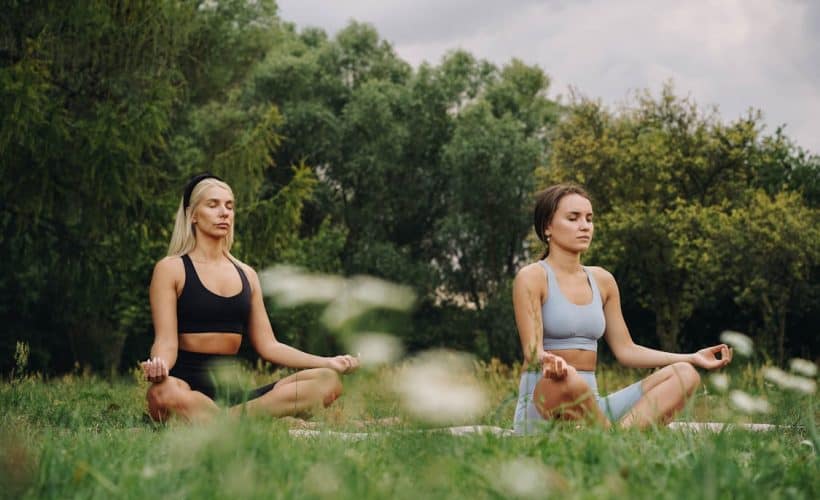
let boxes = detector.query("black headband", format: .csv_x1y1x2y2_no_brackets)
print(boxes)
183,173,223,209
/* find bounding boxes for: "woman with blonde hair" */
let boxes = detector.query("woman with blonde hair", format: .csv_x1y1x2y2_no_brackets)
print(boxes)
142,173,358,422
513,183,732,433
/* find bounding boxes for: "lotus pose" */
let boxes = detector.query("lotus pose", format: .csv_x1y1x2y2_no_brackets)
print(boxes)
142,173,358,422
513,184,731,432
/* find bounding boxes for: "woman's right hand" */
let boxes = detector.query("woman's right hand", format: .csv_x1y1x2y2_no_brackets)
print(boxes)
325,354,359,374
141,356,169,383
540,352,568,380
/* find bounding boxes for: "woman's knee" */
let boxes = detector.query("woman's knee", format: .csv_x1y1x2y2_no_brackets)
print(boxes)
671,362,700,393
146,381,167,408
147,379,189,411
146,381,176,420
536,367,590,407
317,368,343,406
563,366,592,400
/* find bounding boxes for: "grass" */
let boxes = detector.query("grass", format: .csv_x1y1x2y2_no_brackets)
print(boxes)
1,359,817,499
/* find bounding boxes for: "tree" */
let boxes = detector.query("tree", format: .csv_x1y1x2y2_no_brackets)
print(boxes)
1,0,194,371
547,84,815,352
720,191,820,362
591,200,727,351
245,22,562,360
435,101,541,308
0,0,313,372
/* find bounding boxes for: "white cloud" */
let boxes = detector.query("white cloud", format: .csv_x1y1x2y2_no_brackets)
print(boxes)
278,0,819,152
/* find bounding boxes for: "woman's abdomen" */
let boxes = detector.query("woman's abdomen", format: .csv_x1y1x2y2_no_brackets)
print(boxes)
548,349,597,371
179,333,242,355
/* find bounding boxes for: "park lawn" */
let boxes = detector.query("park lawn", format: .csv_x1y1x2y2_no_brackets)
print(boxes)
1,362,817,499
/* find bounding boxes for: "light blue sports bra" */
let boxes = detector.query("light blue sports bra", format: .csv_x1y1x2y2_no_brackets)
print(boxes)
540,261,605,352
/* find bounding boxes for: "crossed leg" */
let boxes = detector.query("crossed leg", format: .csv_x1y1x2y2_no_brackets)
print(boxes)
234,368,342,417
530,362,701,429
146,368,342,423
619,361,700,428
146,377,219,423
532,366,611,427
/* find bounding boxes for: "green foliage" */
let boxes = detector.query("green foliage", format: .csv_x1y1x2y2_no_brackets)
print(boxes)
591,200,728,351
436,100,541,306
1,0,193,372
550,84,819,353
719,191,820,360
238,163,317,267
0,1,315,373
551,85,761,212
248,23,559,362
2,3,818,373
264,218,348,357
753,128,820,207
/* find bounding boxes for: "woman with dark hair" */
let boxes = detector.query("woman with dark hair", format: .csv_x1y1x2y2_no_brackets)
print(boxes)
141,173,358,422
513,183,731,433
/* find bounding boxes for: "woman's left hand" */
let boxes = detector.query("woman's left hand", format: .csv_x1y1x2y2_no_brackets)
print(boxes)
326,354,360,374
690,344,732,370
141,356,169,383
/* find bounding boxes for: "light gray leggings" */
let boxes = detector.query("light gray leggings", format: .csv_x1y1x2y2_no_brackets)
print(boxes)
513,370,643,434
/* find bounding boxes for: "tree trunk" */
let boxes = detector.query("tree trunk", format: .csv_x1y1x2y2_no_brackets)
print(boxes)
655,303,680,352
760,293,788,363
776,310,786,364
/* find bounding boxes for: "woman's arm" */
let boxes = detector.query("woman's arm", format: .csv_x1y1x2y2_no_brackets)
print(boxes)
596,267,731,370
243,265,356,373
513,264,545,367
143,257,182,382
513,264,568,379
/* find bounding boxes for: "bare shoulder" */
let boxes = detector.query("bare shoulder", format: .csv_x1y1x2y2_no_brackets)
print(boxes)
515,262,546,281
231,258,261,294
232,258,258,279
586,266,618,295
153,256,183,278
150,256,184,293
586,265,614,281
514,262,547,293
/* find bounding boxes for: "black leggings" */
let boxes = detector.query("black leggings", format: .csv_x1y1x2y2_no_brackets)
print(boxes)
170,350,277,405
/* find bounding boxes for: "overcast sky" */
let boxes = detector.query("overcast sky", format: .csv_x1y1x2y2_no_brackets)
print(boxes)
277,0,819,153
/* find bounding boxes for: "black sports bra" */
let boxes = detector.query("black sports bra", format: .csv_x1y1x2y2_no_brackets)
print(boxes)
177,254,251,334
